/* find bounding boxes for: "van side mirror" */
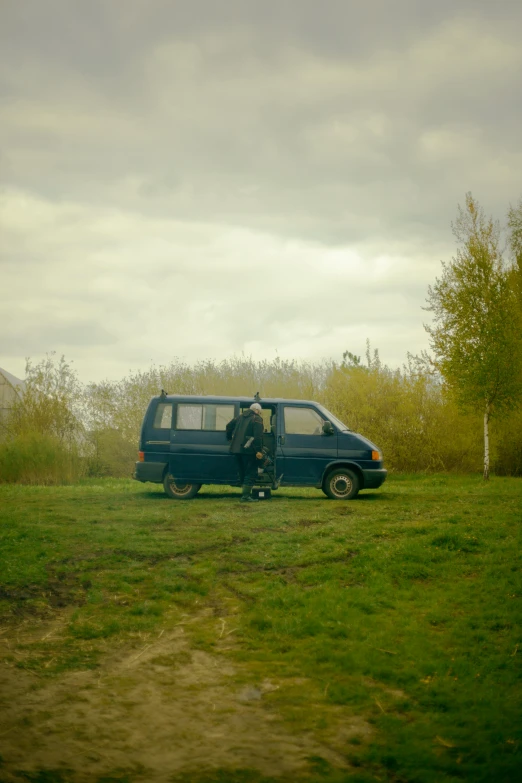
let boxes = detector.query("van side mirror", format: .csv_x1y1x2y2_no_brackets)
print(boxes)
322,421,335,435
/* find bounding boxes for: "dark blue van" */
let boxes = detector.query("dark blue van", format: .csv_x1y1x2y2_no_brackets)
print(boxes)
134,394,386,500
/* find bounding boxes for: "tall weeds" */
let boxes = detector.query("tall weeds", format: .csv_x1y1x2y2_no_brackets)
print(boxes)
0,354,85,485
0,433,83,484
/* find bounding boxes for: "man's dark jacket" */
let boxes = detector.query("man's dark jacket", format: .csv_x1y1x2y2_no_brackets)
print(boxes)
226,410,263,454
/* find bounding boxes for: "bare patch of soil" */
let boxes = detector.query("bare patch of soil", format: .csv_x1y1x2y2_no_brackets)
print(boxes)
297,519,328,527
0,570,87,621
0,617,370,782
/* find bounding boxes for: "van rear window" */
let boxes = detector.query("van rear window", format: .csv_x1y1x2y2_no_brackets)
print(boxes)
176,404,234,431
153,403,173,429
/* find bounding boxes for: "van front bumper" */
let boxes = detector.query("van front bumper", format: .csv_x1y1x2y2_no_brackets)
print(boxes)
362,468,387,489
134,461,166,483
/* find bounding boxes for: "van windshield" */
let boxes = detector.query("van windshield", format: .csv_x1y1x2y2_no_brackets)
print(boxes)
316,404,351,432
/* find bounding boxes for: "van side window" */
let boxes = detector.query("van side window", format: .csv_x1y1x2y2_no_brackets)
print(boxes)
176,405,202,430
203,404,235,431
153,403,173,429
177,404,235,431
284,406,323,435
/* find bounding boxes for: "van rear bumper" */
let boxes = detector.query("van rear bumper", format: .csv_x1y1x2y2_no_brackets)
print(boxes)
362,468,387,489
134,461,166,483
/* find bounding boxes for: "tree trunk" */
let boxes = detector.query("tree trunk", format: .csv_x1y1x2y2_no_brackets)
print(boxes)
483,403,490,481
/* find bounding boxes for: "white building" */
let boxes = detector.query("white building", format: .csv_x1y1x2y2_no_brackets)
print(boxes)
0,367,25,432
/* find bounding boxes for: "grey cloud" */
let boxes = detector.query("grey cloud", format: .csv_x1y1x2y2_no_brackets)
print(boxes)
1,1,521,380
1,1,521,249
3,1,517,71
1,319,116,357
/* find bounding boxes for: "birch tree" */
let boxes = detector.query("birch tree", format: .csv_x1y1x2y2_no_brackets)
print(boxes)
424,193,522,480
507,198,522,310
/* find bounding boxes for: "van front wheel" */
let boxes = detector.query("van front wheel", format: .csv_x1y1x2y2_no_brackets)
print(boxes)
163,474,201,500
323,469,359,500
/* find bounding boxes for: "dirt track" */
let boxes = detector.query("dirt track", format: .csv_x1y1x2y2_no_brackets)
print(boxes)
0,614,368,782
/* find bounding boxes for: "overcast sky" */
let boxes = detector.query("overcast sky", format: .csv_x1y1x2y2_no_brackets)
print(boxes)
1,0,521,384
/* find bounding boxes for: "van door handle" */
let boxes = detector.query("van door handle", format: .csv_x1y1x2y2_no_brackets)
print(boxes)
278,435,285,446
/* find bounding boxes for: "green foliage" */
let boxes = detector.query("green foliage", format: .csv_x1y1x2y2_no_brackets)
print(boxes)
341,350,362,368
324,344,482,472
7,353,83,443
0,432,83,484
493,406,522,476
425,193,522,417
1,354,85,484
507,197,522,271
424,193,522,480
85,427,137,478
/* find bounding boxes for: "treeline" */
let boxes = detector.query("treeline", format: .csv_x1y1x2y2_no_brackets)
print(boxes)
1,346,521,485
2,193,521,484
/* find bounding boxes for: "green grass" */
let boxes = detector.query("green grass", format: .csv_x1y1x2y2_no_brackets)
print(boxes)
0,475,521,782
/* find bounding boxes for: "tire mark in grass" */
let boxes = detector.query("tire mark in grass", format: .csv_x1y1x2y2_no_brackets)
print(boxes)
221,551,357,576
50,537,252,569
113,537,252,562
221,581,257,603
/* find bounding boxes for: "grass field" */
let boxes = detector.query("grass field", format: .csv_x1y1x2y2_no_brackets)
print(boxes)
0,475,521,783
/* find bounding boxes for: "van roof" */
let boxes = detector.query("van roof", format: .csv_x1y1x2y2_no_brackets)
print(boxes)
155,394,320,406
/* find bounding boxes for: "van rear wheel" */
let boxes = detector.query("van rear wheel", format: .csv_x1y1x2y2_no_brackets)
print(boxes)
323,468,359,500
163,474,201,500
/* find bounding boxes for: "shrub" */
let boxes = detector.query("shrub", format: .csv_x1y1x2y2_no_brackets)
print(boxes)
0,432,83,485
322,351,482,473
85,427,137,478
7,354,83,443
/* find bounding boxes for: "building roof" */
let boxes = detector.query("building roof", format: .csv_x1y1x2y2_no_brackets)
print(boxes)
0,367,25,391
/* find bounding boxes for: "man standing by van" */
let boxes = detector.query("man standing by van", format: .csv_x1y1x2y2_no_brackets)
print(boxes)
226,403,264,502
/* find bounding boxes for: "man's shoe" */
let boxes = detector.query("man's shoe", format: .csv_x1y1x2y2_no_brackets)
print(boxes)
241,484,255,501
240,495,259,503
